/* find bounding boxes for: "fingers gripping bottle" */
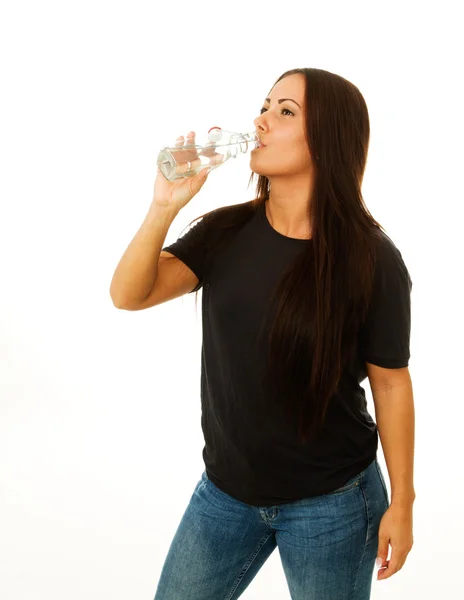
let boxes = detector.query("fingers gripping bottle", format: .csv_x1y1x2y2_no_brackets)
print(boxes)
156,127,260,181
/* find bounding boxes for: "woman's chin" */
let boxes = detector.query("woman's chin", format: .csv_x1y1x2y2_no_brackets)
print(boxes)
249,160,269,177
251,169,269,177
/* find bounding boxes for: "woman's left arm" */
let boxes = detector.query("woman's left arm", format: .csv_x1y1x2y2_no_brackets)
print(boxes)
366,363,416,581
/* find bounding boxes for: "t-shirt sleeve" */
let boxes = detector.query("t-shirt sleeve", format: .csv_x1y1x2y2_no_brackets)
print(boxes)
161,213,213,293
359,235,413,369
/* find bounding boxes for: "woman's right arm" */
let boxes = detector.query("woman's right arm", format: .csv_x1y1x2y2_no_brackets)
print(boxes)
110,131,210,310
110,204,180,309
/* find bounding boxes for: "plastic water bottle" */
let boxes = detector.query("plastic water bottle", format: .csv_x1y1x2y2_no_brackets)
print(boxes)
157,127,259,181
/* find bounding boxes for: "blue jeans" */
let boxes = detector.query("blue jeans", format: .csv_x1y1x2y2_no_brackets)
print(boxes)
154,458,390,600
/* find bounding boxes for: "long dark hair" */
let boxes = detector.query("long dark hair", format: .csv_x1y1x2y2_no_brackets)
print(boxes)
179,68,385,445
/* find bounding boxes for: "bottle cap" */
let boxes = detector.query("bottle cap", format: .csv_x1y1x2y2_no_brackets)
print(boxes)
208,127,223,142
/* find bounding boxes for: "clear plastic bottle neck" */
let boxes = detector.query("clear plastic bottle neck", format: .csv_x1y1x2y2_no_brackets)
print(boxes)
207,128,259,151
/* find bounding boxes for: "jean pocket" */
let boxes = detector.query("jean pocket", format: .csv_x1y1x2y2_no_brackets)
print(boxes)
374,460,390,506
327,473,361,495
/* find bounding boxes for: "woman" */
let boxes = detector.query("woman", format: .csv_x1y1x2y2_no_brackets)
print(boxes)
111,67,415,600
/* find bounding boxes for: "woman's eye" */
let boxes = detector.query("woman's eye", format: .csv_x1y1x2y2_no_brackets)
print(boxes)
259,107,294,116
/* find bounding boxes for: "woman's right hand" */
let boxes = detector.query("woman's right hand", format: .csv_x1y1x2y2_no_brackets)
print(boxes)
152,131,212,214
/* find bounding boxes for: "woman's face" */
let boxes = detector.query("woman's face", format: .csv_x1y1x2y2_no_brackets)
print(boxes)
251,73,313,177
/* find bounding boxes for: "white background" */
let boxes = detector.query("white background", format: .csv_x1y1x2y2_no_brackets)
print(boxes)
1,1,462,598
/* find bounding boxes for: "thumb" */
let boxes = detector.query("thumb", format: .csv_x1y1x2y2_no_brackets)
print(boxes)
193,166,211,187
376,536,389,567
187,167,210,198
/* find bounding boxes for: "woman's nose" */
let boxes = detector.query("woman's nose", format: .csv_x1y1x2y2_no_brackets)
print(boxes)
254,115,266,130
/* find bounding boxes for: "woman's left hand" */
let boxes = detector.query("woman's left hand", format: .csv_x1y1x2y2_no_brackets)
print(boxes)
376,504,414,580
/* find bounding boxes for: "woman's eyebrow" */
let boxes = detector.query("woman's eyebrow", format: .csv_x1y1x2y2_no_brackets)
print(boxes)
264,97,301,108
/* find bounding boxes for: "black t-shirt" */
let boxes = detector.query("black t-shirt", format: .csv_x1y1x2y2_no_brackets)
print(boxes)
162,201,412,507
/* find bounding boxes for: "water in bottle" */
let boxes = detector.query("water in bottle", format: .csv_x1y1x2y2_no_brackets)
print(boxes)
157,127,260,181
